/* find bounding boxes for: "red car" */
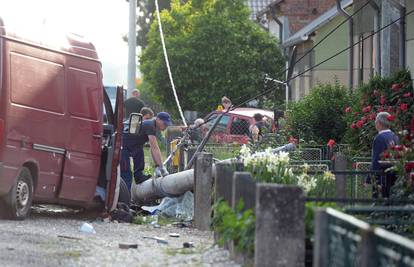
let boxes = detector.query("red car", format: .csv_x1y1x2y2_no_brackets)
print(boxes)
204,108,274,144
0,20,125,219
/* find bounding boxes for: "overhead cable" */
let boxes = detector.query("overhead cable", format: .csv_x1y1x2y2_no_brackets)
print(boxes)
155,0,188,126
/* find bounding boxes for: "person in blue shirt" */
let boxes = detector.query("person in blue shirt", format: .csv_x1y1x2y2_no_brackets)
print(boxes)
367,112,399,198
121,112,172,190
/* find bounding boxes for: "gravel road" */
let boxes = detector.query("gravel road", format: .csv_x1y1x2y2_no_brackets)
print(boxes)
0,205,239,267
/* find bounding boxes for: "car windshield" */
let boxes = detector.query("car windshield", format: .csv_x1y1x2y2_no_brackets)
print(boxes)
206,113,229,133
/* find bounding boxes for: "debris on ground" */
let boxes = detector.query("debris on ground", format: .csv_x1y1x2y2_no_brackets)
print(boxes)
183,242,194,248
118,243,138,249
79,222,96,234
169,233,180,238
142,236,169,245
172,221,192,228
141,191,194,220
57,235,83,240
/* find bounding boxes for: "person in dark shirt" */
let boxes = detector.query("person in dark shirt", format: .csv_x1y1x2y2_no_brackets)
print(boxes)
189,118,205,143
367,112,399,198
140,107,154,120
120,112,172,190
249,113,266,143
124,89,145,120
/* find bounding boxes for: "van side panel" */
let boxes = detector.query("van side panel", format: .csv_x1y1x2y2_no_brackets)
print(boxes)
0,39,66,198
58,62,103,203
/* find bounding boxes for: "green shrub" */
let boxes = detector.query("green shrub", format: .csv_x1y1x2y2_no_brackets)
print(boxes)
286,82,351,144
211,199,255,255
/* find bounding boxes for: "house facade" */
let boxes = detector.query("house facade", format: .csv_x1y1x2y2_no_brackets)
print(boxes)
406,0,414,79
258,0,414,101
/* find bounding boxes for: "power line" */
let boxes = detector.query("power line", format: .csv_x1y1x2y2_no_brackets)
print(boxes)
155,0,188,127
186,5,412,137
235,8,414,109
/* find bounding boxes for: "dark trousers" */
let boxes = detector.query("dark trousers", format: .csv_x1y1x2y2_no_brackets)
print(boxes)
372,171,397,198
120,146,146,190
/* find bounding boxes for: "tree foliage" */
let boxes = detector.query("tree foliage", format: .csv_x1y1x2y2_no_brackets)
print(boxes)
140,0,284,115
286,82,352,144
136,0,171,49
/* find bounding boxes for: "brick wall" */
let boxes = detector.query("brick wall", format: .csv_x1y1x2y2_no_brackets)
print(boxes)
276,0,337,34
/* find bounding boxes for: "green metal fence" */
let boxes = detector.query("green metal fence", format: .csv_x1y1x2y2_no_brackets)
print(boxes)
314,208,414,267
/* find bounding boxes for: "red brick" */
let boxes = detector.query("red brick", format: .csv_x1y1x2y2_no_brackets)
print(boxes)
273,0,336,34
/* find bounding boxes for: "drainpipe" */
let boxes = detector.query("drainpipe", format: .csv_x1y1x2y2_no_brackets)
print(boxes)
399,6,406,69
271,10,283,45
336,0,354,90
270,10,291,110
369,0,381,75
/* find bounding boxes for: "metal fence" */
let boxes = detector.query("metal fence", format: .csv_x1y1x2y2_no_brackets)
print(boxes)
200,143,242,161
314,208,414,267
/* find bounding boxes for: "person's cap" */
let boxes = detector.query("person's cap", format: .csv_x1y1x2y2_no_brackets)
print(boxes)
157,112,173,126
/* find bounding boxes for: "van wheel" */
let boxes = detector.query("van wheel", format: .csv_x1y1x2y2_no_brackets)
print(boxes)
118,178,131,207
2,167,33,220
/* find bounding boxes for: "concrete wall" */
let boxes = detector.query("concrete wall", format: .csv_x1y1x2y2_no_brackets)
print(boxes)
313,15,349,71
289,42,314,101
406,0,414,80
289,15,351,101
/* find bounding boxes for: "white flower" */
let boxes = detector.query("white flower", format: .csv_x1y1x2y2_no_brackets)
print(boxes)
240,144,251,158
323,171,335,181
278,151,290,165
303,163,310,172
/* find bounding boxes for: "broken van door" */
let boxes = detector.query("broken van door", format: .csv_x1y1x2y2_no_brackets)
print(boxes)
106,86,124,210
58,68,103,203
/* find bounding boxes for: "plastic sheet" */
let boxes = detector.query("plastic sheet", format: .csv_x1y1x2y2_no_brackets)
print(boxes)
141,191,194,221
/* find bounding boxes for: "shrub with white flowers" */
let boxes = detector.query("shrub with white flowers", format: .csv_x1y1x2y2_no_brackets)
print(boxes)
239,145,335,196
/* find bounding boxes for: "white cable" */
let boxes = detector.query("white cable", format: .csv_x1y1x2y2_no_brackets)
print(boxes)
154,0,187,127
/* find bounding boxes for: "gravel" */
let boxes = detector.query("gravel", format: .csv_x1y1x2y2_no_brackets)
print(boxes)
0,205,240,267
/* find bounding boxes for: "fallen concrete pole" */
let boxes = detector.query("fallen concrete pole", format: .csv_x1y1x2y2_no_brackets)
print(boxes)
132,143,296,203
132,169,194,203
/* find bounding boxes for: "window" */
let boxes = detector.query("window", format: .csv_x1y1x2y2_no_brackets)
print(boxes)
230,117,250,135
206,113,229,133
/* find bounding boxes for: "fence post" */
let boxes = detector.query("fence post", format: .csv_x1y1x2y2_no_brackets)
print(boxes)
255,184,305,267
313,209,329,267
359,228,378,267
232,172,256,211
213,161,243,245
334,153,347,198
194,152,213,231
214,161,243,206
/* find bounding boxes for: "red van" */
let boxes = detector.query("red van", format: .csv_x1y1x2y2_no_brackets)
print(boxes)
0,20,125,219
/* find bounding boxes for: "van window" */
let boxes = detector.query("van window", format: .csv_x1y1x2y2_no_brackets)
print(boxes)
10,52,64,113
68,67,100,120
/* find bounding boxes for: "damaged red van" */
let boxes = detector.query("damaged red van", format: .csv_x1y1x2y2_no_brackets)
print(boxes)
0,18,126,219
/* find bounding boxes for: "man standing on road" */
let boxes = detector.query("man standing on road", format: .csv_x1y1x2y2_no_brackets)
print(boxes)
121,112,172,190
124,89,145,120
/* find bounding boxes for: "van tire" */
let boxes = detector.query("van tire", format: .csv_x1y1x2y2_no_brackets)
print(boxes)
2,167,33,220
118,178,131,207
